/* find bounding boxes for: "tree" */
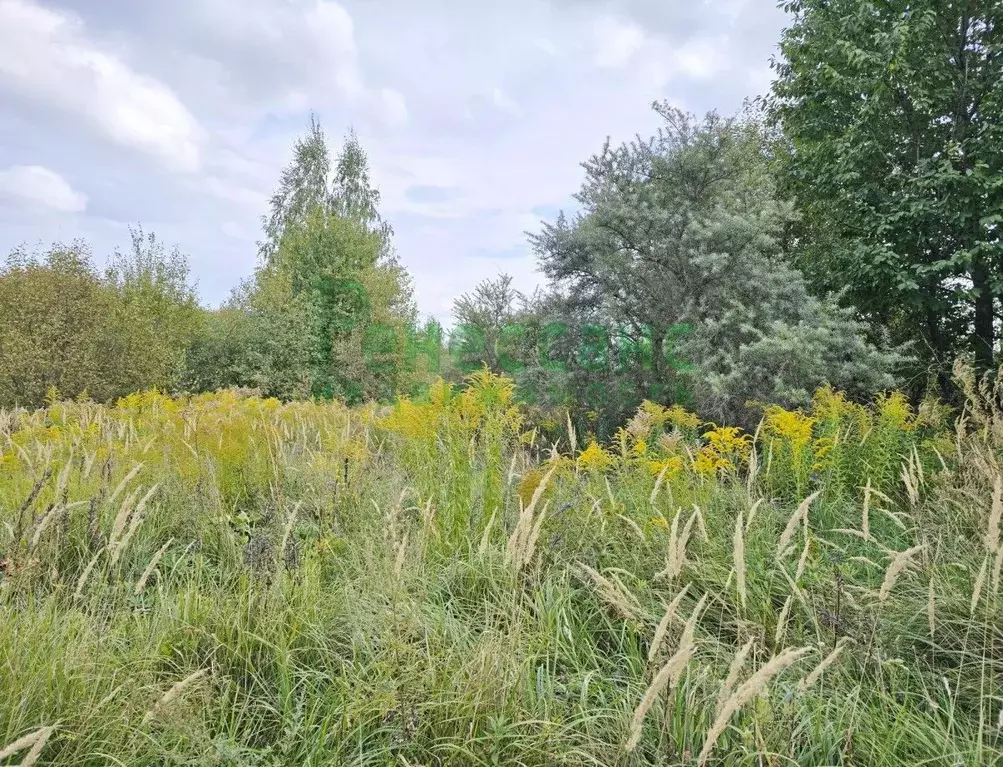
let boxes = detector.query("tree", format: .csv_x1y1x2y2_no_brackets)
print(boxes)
103,227,202,396
770,0,1003,388
532,104,906,426
0,236,201,407
451,273,525,374
250,117,418,403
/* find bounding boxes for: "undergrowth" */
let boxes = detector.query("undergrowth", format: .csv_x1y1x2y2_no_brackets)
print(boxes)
1,363,1002,765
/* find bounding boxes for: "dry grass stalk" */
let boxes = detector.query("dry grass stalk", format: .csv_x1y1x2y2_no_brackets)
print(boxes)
692,504,709,543
650,462,670,506
697,647,811,765
394,532,409,580
28,504,63,550
992,547,1003,596
566,410,577,456
716,639,756,716
774,595,793,647
617,514,646,542
928,577,936,636
794,533,812,582
506,463,557,569
577,564,643,623
136,538,174,595
798,639,851,691
107,462,144,507
0,725,56,762
733,510,747,610
107,489,139,551
74,546,106,599
745,498,763,533
777,491,821,559
626,594,707,751
478,507,498,555
111,488,157,566
648,585,691,663
861,479,872,540
278,501,303,565
878,544,925,602
971,554,989,615
143,668,209,724
987,475,1002,554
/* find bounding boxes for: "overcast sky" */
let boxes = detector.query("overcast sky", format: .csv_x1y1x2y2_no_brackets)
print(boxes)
0,0,787,322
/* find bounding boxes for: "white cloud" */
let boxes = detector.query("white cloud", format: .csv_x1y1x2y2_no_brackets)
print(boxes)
0,0,201,172
491,87,520,114
594,15,646,68
0,165,87,213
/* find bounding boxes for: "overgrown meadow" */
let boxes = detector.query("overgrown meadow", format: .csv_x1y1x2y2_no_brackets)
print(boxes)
2,366,1003,766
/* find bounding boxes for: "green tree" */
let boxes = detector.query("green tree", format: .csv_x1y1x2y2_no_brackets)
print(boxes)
770,0,1003,388
250,117,418,403
532,104,906,426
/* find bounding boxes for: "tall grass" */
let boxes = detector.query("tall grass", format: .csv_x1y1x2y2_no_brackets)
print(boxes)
0,370,1001,765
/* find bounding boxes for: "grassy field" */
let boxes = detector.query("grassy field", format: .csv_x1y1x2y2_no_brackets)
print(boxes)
1,368,1002,766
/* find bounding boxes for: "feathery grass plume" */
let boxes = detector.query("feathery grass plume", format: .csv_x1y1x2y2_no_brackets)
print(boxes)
626,594,708,751
576,564,643,623
777,491,821,559
658,507,696,581
524,500,550,565
478,507,498,555
928,577,937,636
798,639,851,691
111,489,155,566
0,725,56,762
878,544,925,602
394,532,409,580
74,546,106,599
746,432,760,500
650,462,670,506
861,479,872,540
107,462,144,506
108,488,139,551
506,463,557,569
745,498,763,533
716,639,756,716
136,538,174,595
28,503,63,549
143,668,209,725
774,595,793,647
987,475,1002,554
697,646,811,765
278,501,303,566
692,503,709,543
617,513,646,541
900,461,919,506
971,554,989,615
17,724,55,767
795,534,812,582
566,409,577,456
648,585,691,663
733,510,747,610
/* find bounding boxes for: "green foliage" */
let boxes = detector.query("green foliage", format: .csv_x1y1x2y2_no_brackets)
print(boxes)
246,118,420,403
0,235,199,408
531,104,906,428
770,0,1003,383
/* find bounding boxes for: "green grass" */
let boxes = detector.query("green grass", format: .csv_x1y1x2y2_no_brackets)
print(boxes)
1,377,1003,766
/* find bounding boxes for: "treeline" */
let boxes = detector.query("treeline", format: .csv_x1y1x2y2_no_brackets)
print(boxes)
0,123,445,410
2,0,1001,435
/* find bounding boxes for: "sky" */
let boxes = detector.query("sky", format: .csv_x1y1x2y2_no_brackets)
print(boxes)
0,0,788,323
